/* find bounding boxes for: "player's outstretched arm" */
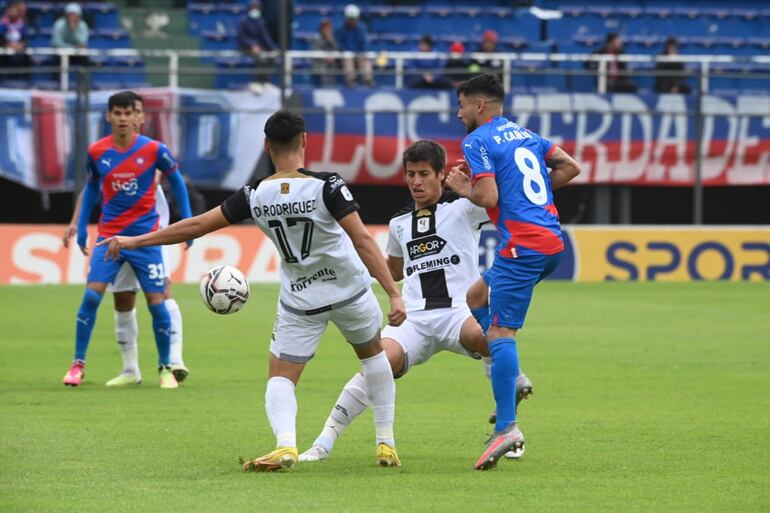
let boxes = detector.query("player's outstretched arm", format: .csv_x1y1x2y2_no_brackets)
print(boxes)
338,211,406,326
98,206,231,260
166,171,195,247
547,147,581,190
63,188,84,249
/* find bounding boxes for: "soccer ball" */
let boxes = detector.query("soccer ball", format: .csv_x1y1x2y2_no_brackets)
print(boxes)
199,265,250,314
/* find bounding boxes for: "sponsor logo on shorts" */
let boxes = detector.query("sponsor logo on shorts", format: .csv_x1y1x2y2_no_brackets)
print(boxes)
407,235,446,260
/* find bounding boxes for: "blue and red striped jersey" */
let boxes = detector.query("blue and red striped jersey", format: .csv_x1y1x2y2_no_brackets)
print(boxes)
462,116,563,258
86,134,179,238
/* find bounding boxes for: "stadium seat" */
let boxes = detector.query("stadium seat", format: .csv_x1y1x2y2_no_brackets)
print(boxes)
90,29,131,50
201,30,237,52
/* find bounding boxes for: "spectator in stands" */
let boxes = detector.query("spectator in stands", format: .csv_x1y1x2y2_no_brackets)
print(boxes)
0,1,32,79
407,35,450,89
587,33,637,93
336,4,373,87
311,18,338,86
52,3,89,49
655,37,691,94
444,41,470,87
236,0,279,95
469,30,503,75
51,3,89,69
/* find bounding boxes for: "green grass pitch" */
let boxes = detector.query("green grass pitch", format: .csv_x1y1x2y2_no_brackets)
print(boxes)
1,282,768,512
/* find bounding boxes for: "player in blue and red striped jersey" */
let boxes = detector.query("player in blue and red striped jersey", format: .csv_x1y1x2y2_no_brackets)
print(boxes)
446,73,581,470
62,91,193,389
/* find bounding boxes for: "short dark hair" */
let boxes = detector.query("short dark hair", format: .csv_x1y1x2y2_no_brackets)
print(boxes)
402,140,446,174
127,90,144,106
264,110,305,152
420,35,434,48
456,73,504,102
107,91,136,111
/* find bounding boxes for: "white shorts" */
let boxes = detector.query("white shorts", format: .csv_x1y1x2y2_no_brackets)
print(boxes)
108,245,170,293
381,305,476,377
269,288,383,363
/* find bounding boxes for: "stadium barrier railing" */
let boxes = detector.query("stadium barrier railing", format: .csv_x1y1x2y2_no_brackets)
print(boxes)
1,47,769,93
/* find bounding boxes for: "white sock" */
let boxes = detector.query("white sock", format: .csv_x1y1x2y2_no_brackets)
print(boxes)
115,309,139,376
482,356,492,382
313,373,369,452
165,298,184,366
265,376,297,448
359,351,395,448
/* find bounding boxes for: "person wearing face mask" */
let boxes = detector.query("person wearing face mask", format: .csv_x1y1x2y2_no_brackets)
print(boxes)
236,0,279,94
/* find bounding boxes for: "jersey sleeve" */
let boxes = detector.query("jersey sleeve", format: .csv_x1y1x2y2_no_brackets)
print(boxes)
220,186,252,224
461,198,491,229
461,135,495,183
86,155,99,183
156,143,180,176
385,220,403,257
322,173,359,221
529,130,556,161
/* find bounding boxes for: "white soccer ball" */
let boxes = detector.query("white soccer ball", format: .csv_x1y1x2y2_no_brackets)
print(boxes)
199,265,250,314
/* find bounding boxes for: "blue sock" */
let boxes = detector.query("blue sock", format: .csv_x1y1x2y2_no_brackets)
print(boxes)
148,302,172,367
489,337,520,432
74,289,103,361
471,306,491,335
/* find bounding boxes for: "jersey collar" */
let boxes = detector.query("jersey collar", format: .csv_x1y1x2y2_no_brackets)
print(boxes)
110,133,138,153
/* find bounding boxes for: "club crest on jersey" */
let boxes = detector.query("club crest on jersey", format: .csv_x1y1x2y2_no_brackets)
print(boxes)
280,183,290,194
407,235,446,260
416,217,431,234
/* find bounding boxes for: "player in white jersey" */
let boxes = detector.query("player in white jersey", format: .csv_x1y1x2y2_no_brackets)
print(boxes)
98,110,406,471
62,92,189,386
299,140,532,463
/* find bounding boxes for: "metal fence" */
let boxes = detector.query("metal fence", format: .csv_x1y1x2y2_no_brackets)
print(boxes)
1,47,769,225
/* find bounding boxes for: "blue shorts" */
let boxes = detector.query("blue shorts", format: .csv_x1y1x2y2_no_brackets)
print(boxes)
483,251,562,329
87,239,167,294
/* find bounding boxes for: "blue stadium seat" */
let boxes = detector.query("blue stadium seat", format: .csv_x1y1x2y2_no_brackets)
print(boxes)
90,29,131,50
83,3,120,30
27,1,57,29
201,30,237,52
188,2,218,34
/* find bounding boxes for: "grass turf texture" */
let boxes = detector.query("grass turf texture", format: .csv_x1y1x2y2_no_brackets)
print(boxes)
1,282,768,513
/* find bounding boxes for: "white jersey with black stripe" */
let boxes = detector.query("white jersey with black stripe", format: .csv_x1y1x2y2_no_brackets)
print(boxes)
386,194,489,312
221,168,370,312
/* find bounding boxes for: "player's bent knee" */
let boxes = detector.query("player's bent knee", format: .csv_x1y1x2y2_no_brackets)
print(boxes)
382,338,406,377
144,292,166,306
350,332,383,359
487,325,518,341
113,291,137,312
268,354,305,384
466,278,489,309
